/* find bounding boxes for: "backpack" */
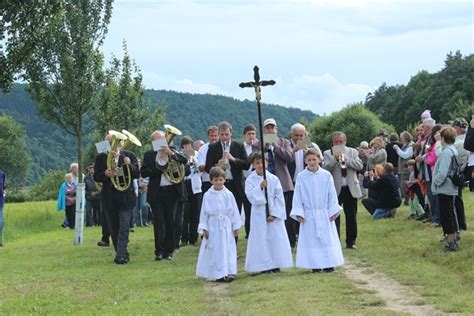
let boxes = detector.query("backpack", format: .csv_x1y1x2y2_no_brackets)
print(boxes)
448,148,465,187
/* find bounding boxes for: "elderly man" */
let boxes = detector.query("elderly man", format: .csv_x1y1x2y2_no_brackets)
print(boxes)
94,133,139,264
84,163,101,227
257,118,296,247
141,130,188,261
288,123,322,183
323,131,363,249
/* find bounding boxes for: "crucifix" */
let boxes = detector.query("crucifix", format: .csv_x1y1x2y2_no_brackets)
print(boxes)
239,66,276,218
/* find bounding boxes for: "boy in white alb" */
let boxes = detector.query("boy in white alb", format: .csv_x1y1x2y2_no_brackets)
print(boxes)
291,149,344,273
245,153,293,274
196,167,242,282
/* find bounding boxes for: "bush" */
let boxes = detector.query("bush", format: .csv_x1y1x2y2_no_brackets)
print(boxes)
310,103,394,151
29,170,65,201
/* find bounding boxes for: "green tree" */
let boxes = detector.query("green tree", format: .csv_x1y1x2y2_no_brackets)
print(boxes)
92,41,164,158
25,0,112,182
309,103,393,151
0,1,62,91
0,115,30,186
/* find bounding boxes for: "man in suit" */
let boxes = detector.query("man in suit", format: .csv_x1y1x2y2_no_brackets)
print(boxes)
260,118,296,247
242,124,257,238
141,130,188,261
323,131,363,249
94,134,139,264
205,121,250,213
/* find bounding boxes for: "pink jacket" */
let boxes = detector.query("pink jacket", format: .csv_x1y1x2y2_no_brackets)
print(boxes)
424,145,438,172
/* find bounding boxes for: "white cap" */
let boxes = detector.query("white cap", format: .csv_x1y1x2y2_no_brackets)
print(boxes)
263,118,277,127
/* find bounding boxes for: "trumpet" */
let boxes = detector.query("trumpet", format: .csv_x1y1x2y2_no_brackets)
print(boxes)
107,129,142,191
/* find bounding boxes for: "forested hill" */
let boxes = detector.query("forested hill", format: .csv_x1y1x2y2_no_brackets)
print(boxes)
0,84,315,184
146,89,315,141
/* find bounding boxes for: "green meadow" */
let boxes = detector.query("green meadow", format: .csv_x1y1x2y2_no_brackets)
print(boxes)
1,193,473,315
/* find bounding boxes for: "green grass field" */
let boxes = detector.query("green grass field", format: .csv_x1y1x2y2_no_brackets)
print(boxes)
1,192,473,314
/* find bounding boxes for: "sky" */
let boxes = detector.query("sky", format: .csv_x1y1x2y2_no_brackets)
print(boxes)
102,0,473,115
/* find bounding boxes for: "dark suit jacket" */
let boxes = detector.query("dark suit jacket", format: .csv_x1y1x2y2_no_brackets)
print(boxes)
93,150,139,210
140,149,188,203
205,140,250,198
465,126,474,152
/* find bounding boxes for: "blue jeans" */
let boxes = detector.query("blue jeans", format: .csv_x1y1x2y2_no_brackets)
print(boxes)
373,208,394,219
426,180,440,223
133,192,148,226
0,206,4,244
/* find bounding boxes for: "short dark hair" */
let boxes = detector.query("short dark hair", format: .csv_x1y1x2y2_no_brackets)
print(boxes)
383,162,394,174
243,124,256,135
249,152,263,164
389,133,399,142
218,121,232,133
209,166,226,180
207,126,218,135
180,136,193,148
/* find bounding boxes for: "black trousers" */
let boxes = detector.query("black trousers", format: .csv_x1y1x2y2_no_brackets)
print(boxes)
65,204,76,229
181,181,202,244
242,194,251,238
284,190,298,248
86,199,100,227
361,197,376,215
99,198,110,243
335,186,358,247
225,180,243,212
150,186,179,257
104,201,133,259
438,194,456,235
455,187,466,230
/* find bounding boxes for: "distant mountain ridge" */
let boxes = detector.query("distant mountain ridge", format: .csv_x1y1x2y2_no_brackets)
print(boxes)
0,84,316,184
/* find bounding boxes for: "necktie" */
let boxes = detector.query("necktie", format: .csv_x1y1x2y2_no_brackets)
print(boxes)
267,149,275,174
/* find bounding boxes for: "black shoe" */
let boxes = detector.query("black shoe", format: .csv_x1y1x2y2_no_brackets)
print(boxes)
0,243,3,247
216,277,226,282
346,245,357,249
312,269,322,273
323,267,335,273
444,244,457,252
155,254,163,261
226,275,236,282
271,268,281,273
97,241,110,247
114,257,128,264
163,255,173,261
261,270,272,274
415,214,428,221
61,223,67,228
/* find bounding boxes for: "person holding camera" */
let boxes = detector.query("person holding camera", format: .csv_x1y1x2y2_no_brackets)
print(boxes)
323,131,363,249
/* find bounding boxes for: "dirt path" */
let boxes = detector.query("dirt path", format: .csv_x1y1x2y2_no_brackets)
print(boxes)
343,259,448,315
204,280,232,315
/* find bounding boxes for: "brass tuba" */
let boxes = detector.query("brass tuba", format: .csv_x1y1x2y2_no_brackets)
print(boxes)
107,130,142,191
157,124,186,184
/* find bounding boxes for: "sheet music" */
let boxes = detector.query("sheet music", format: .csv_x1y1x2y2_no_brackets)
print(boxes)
95,141,111,154
152,138,168,151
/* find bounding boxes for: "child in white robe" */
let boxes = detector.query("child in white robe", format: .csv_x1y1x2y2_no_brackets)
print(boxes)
290,149,344,273
196,167,242,282
245,153,293,274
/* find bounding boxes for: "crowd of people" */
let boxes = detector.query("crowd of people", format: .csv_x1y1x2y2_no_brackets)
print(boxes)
3,110,469,281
